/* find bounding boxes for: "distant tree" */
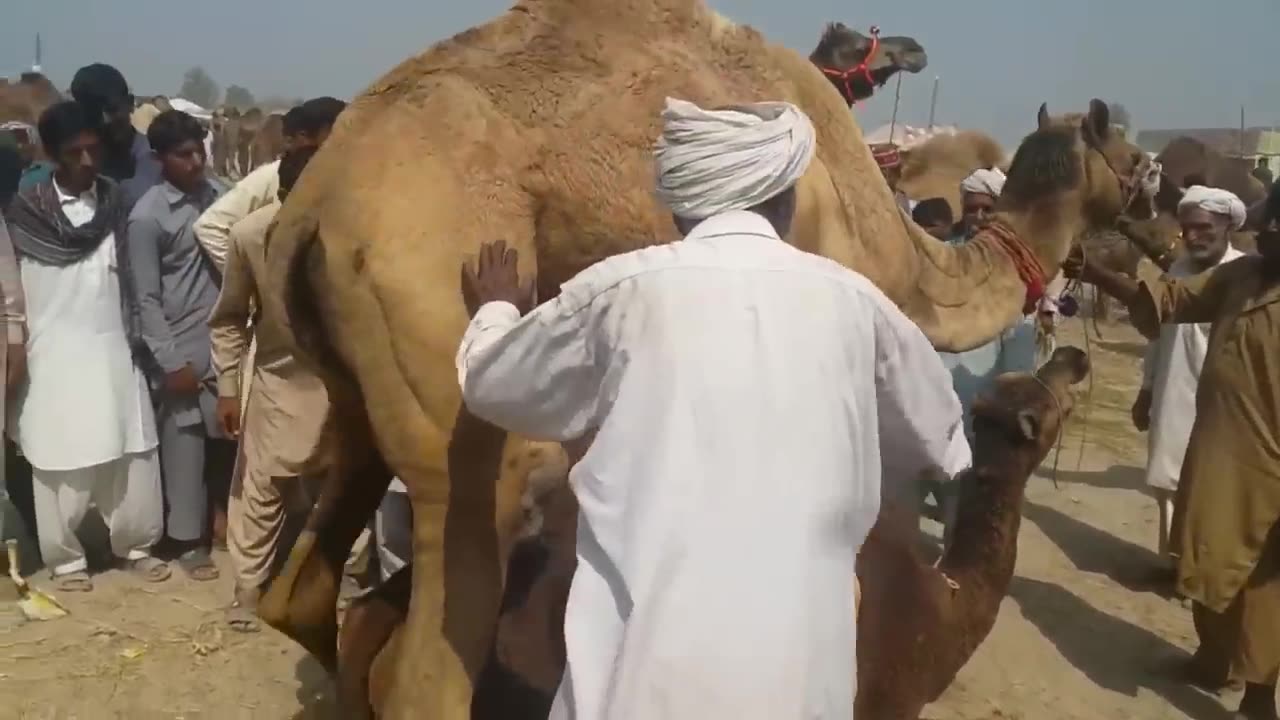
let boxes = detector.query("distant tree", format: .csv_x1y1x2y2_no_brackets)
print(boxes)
1108,102,1132,133
178,67,220,109
223,84,256,109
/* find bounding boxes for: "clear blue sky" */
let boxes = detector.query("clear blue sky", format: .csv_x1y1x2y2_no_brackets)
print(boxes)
4,0,1278,147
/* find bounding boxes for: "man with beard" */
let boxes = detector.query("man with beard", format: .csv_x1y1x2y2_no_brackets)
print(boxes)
1135,187,1245,583
1065,184,1280,720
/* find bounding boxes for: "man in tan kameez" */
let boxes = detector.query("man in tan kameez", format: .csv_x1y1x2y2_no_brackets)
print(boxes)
209,146,327,631
1067,187,1280,720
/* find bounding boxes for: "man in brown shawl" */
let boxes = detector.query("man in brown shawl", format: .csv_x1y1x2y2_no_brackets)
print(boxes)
1066,185,1280,720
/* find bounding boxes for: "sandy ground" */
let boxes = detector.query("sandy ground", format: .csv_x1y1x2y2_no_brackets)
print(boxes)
0,319,1255,719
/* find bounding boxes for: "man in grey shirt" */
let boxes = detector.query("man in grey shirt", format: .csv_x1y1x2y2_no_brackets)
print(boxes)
127,110,232,581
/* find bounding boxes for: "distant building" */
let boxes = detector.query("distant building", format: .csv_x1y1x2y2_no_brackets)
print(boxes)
1135,127,1280,175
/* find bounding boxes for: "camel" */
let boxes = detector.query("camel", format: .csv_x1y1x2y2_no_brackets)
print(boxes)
255,1,1149,716
208,106,286,180
1158,135,1267,207
854,346,1089,719
0,72,60,126
342,346,1091,719
898,130,1007,215
808,22,927,106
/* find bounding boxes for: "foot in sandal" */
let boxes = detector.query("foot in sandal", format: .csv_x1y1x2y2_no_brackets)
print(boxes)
175,548,220,582
226,586,261,633
125,556,172,583
51,569,93,592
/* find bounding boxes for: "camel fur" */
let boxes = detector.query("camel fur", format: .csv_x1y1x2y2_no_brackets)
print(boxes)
256,2,1150,717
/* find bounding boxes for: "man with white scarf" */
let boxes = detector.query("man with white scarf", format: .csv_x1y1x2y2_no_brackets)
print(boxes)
1137,185,1245,581
454,97,969,719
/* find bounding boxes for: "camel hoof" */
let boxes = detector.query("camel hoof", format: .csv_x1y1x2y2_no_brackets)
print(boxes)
259,529,341,670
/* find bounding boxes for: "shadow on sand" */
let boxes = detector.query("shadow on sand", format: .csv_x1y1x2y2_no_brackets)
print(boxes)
1010,577,1232,720
1040,463,1146,492
1094,337,1149,358
1023,499,1171,595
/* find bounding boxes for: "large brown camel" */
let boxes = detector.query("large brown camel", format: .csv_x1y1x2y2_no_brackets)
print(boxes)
897,130,1007,215
0,72,60,126
341,346,1090,720
808,22,927,106
255,1,1148,717
1158,136,1267,207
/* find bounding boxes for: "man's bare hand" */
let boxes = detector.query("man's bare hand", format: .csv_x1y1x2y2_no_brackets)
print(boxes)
1131,389,1152,432
1061,245,1089,282
217,396,242,437
5,343,26,394
461,240,536,318
165,364,202,397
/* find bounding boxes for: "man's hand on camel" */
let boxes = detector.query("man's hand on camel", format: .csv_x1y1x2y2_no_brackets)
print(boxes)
1061,245,1092,283
461,239,537,318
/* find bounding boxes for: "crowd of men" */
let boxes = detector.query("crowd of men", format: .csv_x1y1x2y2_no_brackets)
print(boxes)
0,62,411,633
0,60,1278,719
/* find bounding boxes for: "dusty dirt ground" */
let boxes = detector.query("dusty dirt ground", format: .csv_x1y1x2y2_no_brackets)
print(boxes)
0,318,1257,719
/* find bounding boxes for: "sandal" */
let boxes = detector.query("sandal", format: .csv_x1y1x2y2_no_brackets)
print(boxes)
176,549,220,582
127,556,172,583
226,600,260,633
52,570,93,592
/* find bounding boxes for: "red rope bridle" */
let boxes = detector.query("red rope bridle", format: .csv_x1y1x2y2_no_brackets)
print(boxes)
818,26,880,106
981,219,1048,315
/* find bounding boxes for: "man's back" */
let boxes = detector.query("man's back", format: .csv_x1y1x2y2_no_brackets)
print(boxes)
518,211,962,719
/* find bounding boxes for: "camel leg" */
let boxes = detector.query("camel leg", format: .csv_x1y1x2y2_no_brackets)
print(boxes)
337,565,413,719
258,384,393,670
379,408,533,719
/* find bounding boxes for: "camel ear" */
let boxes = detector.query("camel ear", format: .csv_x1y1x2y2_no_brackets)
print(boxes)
1016,409,1040,441
1037,103,1050,130
1082,99,1111,147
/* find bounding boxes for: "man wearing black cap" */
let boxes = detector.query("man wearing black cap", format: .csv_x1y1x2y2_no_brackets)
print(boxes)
68,63,162,210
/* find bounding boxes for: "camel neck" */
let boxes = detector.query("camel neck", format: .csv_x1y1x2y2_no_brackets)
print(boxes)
995,196,1084,282
936,453,1035,658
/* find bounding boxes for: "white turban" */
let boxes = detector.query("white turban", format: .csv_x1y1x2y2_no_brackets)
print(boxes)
654,97,816,220
959,168,1006,198
1178,185,1247,230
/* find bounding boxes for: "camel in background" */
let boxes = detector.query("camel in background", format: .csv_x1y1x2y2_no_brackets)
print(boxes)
808,22,928,105
0,72,60,126
209,106,288,180
898,130,1007,215
1158,136,1267,207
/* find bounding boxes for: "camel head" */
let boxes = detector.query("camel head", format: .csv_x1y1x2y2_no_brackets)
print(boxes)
1022,100,1152,233
809,22,927,106
970,347,1089,466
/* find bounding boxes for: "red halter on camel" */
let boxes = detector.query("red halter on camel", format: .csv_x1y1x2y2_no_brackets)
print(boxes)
818,25,881,106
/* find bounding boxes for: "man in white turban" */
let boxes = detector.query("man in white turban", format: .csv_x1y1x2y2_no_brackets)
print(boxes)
1134,184,1244,584
453,96,969,719
956,167,1007,240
